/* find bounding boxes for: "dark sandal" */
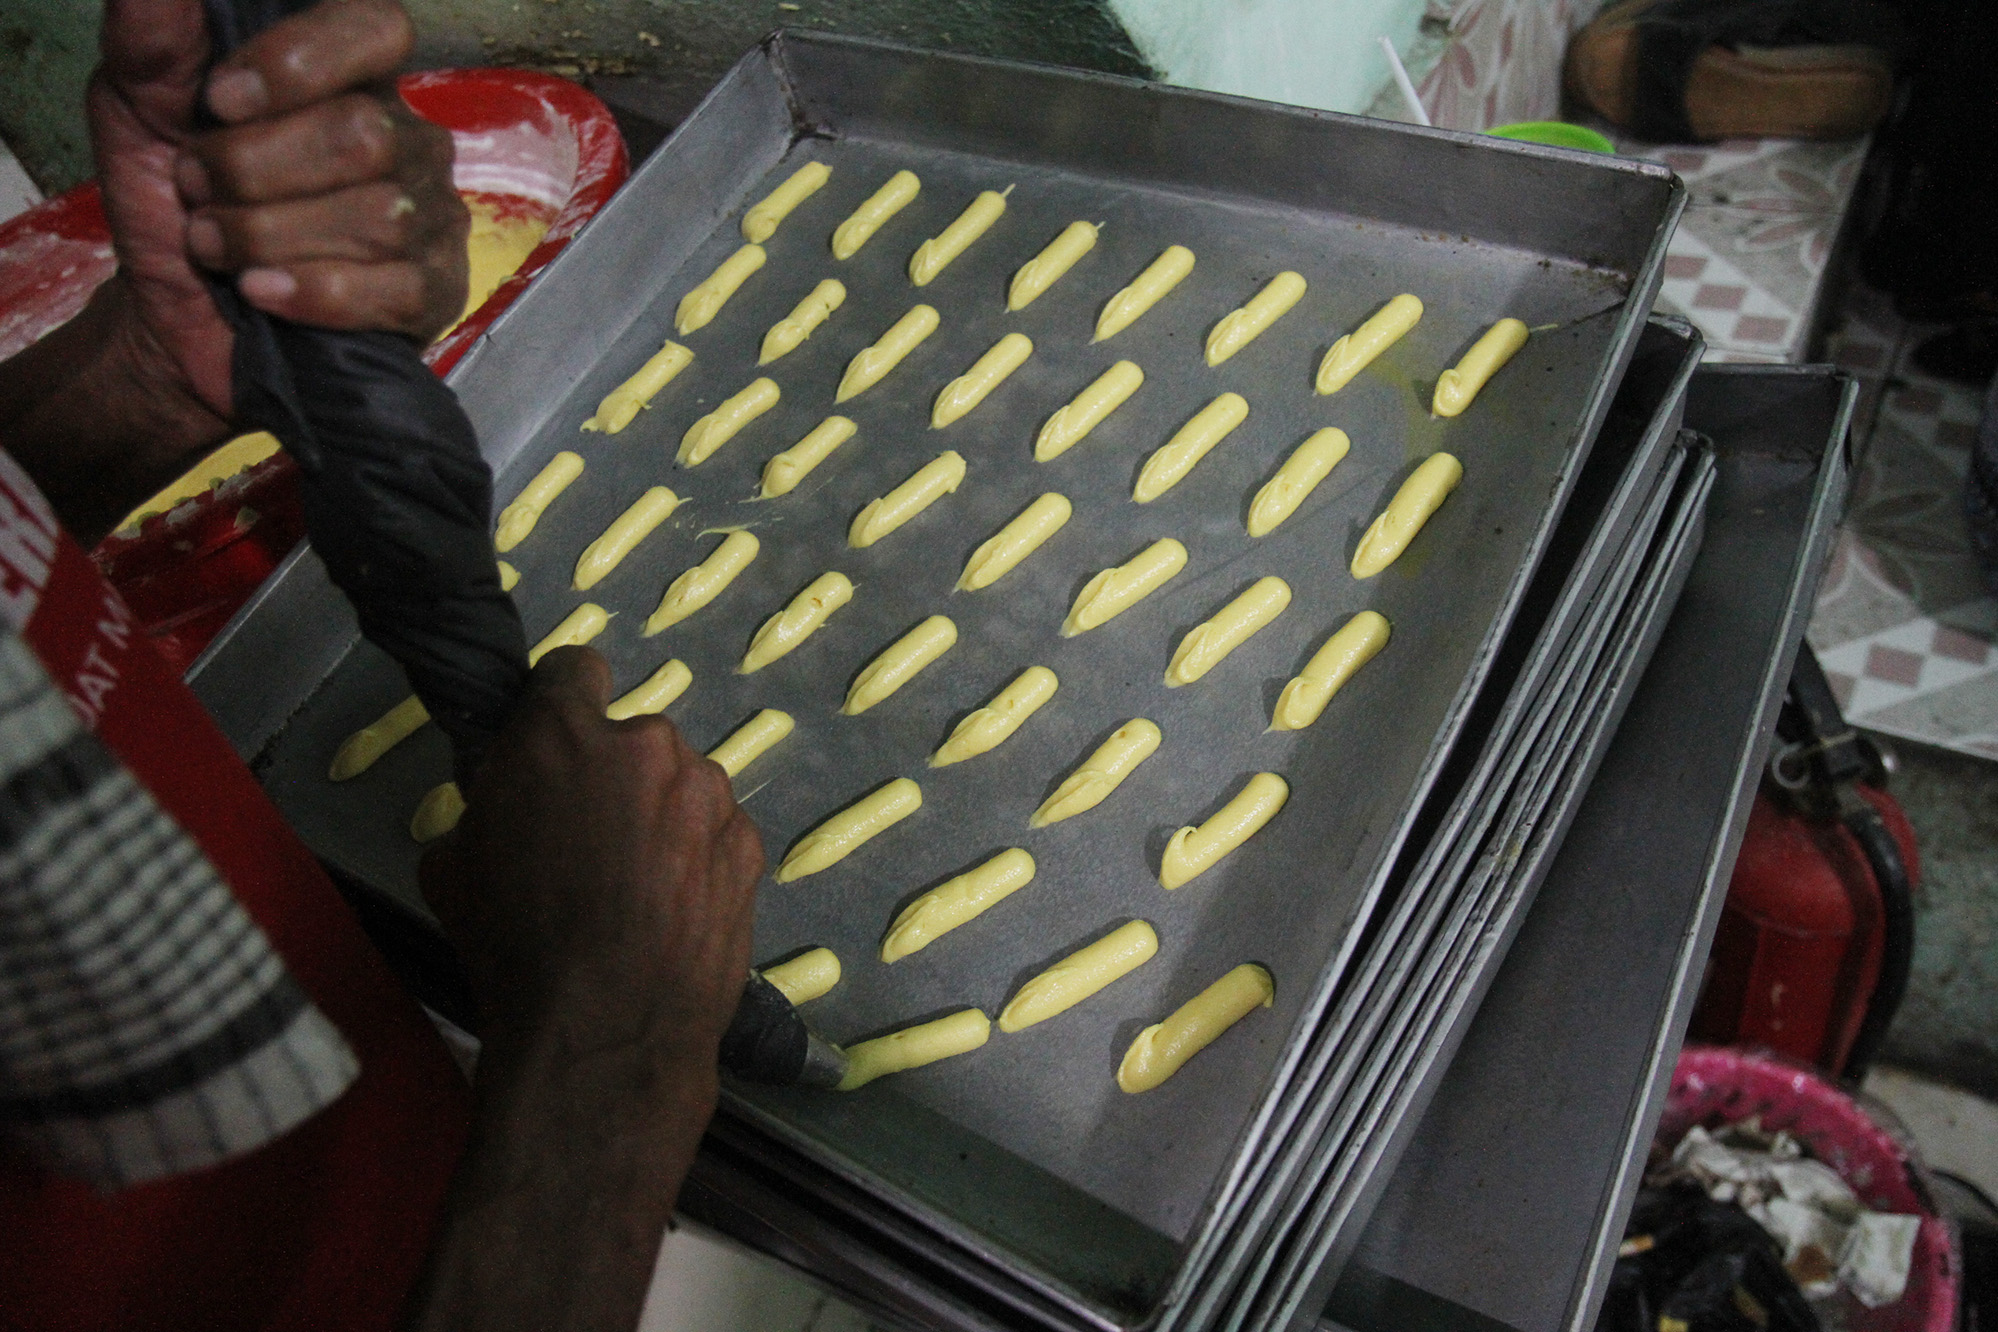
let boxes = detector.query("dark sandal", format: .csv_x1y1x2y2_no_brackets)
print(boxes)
1565,0,1903,142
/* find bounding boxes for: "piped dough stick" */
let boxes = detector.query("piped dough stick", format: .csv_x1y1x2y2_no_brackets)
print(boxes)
837,304,940,403
932,333,1033,428
1316,294,1424,395
1062,538,1187,636
710,708,795,777
1159,772,1289,889
606,658,692,720
529,603,610,666
930,666,1058,767
1135,392,1248,503
843,615,958,715
1007,221,1099,311
495,451,584,551
1095,245,1195,342
759,278,846,366
679,377,780,467
329,694,429,780
742,161,831,242
1035,361,1143,462
1352,452,1463,578
1205,271,1307,366
1166,576,1292,687
1030,718,1162,828
741,572,854,673
1248,428,1350,537
760,416,857,498
777,777,922,883
849,451,966,548
1271,611,1390,731
837,1009,990,1091
574,486,682,591
497,560,520,592
882,848,1036,962
645,530,759,635
410,782,466,844
1118,963,1273,1093
832,169,920,260
762,947,840,1003
1433,317,1528,416
675,243,766,335
909,187,1010,286
999,921,1159,1034
581,343,693,434
959,494,1071,591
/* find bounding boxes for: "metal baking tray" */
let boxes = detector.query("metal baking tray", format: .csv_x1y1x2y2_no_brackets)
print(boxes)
1322,365,1856,1332
189,31,1682,1329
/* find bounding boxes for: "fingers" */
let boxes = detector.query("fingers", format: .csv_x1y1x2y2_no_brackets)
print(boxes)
235,244,467,339
184,93,403,205
191,182,424,267
530,645,616,713
204,0,415,124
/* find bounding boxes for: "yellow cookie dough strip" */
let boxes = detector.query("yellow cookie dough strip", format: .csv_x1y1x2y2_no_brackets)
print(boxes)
1035,361,1143,462
495,451,584,552
1160,772,1289,889
679,377,780,467
1118,963,1273,1093
497,560,520,592
777,776,922,883
838,1009,990,1091
742,160,831,243
1271,610,1390,731
606,658,691,720
1095,245,1195,342
675,243,766,335
909,187,1010,286
1062,538,1187,636
529,603,610,666
959,494,1071,591
849,451,965,548
930,666,1057,767
1007,221,1099,311
741,572,854,673
329,694,429,780
573,486,682,591
832,169,920,260
645,530,759,635
762,947,840,1004
932,332,1033,428
837,304,940,403
1248,428,1350,537
1166,576,1292,687
1352,452,1463,578
759,278,846,366
581,342,693,434
710,708,795,777
1030,718,1161,827
882,848,1036,962
410,781,466,844
843,615,958,715
1206,271,1307,366
1434,317,1528,416
760,416,857,499
1135,393,1247,503
999,920,1158,1033
1316,294,1422,395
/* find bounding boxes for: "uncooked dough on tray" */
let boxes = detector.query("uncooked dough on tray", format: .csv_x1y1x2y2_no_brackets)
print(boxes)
839,304,939,403
1063,539,1187,635
1434,317,1528,416
1136,393,1247,502
909,187,1009,286
882,847,1036,962
574,486,681,590
832,169,920,260
710,708,795,777
680,377,779,466
676,243,765,335
930,666,1058,766
581,343,691,434
1095,245,1193,342
932,333,1032,428
1205,270,1305,366
1007,221,1098,311
742,161,831,243
999,920,1157,1033
1352,452,1463,578
762,945,841,1003
741,571,854,673
1118,963,1274,1092
838,1008,990,1091
1316,294,1422,396
760,279,845,366
1160,772,1290,889
777,776,923,882
606,658,691,720
1031,719,1162,828
1036,361,1143,462
850,451,966,548
647,530,760,635
958,494,1070,591
495,450,584,551
844,615,958,715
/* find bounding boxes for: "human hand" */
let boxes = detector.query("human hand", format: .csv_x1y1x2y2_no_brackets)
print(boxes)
419,648,765,1081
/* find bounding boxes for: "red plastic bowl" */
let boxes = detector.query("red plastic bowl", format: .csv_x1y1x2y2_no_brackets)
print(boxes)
1658,1046,1959,1332
0,69,628,673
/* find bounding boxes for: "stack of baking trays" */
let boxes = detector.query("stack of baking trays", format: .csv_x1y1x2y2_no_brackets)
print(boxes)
189,31,1732,1332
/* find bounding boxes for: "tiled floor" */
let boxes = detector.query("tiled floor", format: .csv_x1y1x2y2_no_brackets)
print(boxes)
1863,1065,1998,1205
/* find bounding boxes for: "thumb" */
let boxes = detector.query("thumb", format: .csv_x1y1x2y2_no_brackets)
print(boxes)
98,0,211,137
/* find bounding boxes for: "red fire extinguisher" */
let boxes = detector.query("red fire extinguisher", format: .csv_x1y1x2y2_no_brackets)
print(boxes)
1688,645,1920,1082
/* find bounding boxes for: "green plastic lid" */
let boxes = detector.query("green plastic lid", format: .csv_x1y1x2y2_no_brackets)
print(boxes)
1487,121,1616,154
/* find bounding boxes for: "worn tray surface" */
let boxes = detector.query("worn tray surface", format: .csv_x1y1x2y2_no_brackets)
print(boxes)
245,35,1677,1300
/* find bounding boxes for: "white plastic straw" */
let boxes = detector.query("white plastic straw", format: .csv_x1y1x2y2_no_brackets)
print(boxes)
1379,35,1431,127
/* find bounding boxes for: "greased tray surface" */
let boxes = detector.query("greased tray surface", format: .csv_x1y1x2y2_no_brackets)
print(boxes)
227,32,1681,1313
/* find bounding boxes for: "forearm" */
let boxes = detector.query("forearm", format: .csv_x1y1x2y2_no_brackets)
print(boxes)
0,275,230,545
401,1018,720,1332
